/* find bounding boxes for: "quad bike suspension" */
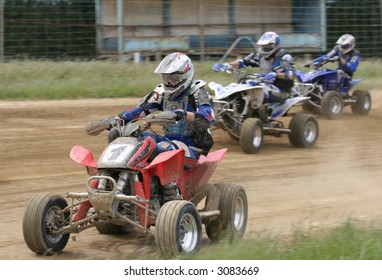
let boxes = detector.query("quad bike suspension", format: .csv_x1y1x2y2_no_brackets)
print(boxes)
73,179,98,222
163,182,182,203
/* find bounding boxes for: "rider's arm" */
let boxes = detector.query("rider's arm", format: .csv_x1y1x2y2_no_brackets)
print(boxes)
278,53,296,80
226,52,260,69
241,52,260,68
227,60,241,69
118,91,161,122
195,104,214,125
313,46,338,64
339,52,360,73
188,87,215,126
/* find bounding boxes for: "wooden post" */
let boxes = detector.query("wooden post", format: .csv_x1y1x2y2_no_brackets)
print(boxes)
95,0,102,59
198,0,205,61
117,0,124,61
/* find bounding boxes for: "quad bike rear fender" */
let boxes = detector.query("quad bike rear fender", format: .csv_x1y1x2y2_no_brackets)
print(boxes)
178,148,227,200
270,97,310,119
145,148,185,186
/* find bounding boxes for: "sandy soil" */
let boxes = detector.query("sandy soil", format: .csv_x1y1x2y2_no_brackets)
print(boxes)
1,93,382,260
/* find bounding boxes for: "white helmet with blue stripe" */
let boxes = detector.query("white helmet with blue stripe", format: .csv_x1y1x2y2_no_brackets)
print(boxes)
257,31,281,59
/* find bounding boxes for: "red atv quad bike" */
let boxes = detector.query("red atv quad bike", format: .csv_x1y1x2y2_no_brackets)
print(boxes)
22,111,248,258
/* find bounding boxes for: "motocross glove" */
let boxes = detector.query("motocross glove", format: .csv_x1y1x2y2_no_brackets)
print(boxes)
262,72,278,83
256,73,266,78
103,117,120,130
212,63,232,72
173,109,187,121
302,61,312,68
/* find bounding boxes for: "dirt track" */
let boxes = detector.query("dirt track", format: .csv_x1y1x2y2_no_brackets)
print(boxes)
1,94,382,260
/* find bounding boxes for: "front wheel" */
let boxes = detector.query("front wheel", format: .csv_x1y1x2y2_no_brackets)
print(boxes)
288,113,319,148
321,90,343,119
239,118,264,154
155,201,202,258
22,192,70,255
205,183,248,242
351,90,371,115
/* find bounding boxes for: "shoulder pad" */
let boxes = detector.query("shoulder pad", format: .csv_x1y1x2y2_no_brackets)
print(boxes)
154,83,165,95
351,49,360,56
275,48,288,58
137,84,164,107
189,80,207,95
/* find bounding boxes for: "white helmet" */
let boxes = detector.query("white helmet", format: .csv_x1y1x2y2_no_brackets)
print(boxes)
154,52,194,101
336,34,355,54
257,31,281,59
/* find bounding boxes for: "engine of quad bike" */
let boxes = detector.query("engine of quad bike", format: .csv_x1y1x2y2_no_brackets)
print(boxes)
149,177,182,213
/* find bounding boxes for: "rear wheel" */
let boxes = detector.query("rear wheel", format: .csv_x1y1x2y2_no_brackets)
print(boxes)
23,193,70,255
155,201,202,258
351,90,371,115
239,118,264,154
321,90,343,119
205,183,248,242
288,113,319,148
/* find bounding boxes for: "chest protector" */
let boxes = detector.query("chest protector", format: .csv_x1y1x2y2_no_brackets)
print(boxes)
265,49,294,92
162,81,205,139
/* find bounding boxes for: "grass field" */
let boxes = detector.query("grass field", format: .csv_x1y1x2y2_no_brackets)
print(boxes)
189,221,382,260
0,59,381,100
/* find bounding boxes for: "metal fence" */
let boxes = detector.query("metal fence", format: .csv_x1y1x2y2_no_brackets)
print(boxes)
0,0,381,62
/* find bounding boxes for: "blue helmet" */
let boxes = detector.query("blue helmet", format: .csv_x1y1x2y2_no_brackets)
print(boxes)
257,31,281,59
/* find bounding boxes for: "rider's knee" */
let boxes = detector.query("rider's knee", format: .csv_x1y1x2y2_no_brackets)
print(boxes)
157,141,175,154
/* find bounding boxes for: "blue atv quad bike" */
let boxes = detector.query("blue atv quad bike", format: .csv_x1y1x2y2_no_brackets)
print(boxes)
293,58,371,120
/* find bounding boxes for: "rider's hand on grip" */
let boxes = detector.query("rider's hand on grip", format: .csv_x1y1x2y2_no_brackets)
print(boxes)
84,117,115,136
173,109,187,121
262,72,277,83
212,63,232,73
256,73,266,78
212,63,222,72
302,61,312,68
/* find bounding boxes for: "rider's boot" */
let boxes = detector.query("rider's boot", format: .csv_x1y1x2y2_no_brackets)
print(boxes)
258,104,271,126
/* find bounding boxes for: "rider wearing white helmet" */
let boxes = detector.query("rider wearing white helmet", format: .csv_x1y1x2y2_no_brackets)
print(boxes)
213,31,296,103
312,34,360,91
112,52,215,159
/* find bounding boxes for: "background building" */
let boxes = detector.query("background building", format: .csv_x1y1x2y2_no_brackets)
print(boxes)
1,0,381,61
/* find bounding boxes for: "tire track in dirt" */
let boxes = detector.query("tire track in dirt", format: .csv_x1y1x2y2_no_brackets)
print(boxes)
1,94,382,259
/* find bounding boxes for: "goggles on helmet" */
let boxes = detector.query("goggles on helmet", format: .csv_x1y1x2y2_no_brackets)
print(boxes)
340,44,351,50
161,74,183,88
259,44,274,53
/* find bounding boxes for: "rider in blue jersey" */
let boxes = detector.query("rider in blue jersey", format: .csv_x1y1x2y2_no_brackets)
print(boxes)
213,31,296,103
311,34,360,93
110,52,215,159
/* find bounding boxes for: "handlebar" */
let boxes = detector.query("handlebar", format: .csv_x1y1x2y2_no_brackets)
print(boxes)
302,56,339,69
220,68,263,84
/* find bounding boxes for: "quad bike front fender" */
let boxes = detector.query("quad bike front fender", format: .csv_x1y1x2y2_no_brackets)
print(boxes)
70,145,97,168
350,78,363,88
70,145,98,176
